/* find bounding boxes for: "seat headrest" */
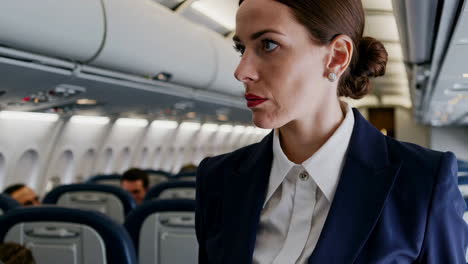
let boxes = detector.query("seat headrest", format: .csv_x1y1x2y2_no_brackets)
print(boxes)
0,206,137,264
43,184,136,216
124,199,195,250
144,181,196,201
0,194,20,212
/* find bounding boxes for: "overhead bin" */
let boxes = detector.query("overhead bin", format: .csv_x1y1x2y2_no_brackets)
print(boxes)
0,0,105,62
90,0,217,89
392,0,440,64
207,32,243,96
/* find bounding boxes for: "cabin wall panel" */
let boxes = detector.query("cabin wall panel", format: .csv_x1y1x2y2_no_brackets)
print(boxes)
43,121,110,191
135,123,178,171
0,119,62,193
94,124,147,174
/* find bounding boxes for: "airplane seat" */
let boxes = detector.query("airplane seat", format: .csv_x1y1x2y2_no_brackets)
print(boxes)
458,176,468,197
144,181,196,201
144,170,172,187
87,174,122,187
43,184,136,224
0,194,20,215
173,172,197,182
124,199,196,264
0,206,137,264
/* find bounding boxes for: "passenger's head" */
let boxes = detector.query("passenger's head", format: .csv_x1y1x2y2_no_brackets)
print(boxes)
179,164,198,174
0,242,36,264
2,184,40,207
234,0,388,128
120,168,149,205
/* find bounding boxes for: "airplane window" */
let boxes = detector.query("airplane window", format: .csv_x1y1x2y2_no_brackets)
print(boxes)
57,150,74,184
103,148,114,174
140,147,149,169
81,149,96,180
15,150,39,186
116,147,131,173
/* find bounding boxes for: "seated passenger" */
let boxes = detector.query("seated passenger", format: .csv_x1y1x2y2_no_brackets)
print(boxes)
179,163,198,174
120,168,149,205
0,242,36,264
2,184,40,206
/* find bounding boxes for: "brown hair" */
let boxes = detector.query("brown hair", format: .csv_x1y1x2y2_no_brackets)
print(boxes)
0,242,36,264
238,0,388,99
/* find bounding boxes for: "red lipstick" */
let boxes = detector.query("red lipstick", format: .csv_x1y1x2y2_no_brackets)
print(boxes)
245,93,268,108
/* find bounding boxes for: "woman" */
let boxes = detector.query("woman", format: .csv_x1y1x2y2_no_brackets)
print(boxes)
195,0,468,263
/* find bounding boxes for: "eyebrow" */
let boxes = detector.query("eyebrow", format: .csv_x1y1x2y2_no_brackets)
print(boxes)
233,29,283,43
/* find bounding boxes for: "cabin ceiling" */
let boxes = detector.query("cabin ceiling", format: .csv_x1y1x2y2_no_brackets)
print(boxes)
156,0,411,109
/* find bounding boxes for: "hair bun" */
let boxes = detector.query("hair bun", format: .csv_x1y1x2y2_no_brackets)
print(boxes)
339,36,388,99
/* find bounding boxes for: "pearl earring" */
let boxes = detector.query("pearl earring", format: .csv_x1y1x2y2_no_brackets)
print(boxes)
327,72,337,82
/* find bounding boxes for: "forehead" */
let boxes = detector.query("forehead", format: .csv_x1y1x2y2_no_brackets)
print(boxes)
122,180,144,188
236,0,296,37
12,187,35,199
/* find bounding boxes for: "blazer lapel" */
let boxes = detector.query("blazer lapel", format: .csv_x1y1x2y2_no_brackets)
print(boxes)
309,109,402,263
222,132,274,263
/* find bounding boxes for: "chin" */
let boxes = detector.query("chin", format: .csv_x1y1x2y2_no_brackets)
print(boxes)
251,111,281,129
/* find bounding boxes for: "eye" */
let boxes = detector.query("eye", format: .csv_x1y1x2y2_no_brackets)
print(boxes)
262,39,278,52
233,43,245,56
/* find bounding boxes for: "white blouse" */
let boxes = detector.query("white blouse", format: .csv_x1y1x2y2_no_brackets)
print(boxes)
252,104,355,264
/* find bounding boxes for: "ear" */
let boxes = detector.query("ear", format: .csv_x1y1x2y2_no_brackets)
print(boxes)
325,35,353,77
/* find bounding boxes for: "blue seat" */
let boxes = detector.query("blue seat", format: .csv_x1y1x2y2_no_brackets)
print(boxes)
144,170,172,187
0,194,20,215
87,174,122,187
144,181,196,200
459,176,468,185
124,200,196,264
0,206,137,264
173,172,197,182
43,184,136,224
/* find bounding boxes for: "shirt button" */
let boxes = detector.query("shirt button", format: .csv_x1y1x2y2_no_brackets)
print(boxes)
299,171,309,181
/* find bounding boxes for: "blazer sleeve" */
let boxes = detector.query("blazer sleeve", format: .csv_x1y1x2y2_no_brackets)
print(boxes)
195,157,209,263
417,152,468,263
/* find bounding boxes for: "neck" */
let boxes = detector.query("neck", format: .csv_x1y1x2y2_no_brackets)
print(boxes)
278,99,346,164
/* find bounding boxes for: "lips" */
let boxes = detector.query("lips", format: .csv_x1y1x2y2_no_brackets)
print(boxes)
245,93,268,108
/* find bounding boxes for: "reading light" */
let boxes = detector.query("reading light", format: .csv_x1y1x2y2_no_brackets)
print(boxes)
0,111,59,122
116,118,149,127
70,115,110,125
151,120,178,129
76,99,98,105
463,74,468,78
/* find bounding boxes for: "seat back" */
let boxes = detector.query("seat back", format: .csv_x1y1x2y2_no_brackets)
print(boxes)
0,206,137,264
87,174,122,187
124,200,196,264
144,170,172,187
0,194,20,215
144,181,196,201
173,172,196,182
458,176,468,197
43,184,136,224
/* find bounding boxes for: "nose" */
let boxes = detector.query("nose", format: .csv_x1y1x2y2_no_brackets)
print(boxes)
234,53,259,84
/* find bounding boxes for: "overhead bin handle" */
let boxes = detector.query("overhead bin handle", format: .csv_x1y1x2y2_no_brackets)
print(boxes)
162,216,195,227
26,227,79,238
70,194,107,203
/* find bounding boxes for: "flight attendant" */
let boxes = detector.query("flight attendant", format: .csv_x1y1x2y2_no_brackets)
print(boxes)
195,0,468,263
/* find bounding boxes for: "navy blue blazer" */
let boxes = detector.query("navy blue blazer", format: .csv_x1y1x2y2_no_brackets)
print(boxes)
195,109,468,263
